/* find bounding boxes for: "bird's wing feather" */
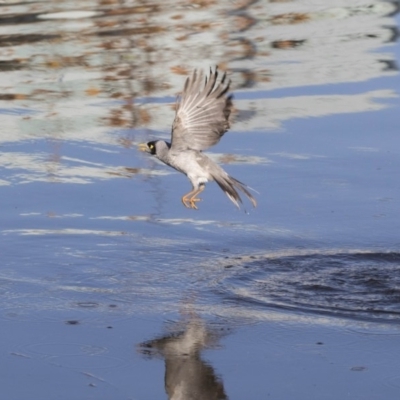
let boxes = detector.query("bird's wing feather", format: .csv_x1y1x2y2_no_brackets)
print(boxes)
170,68,233,151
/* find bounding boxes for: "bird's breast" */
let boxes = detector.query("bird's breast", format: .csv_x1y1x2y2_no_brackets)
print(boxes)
167,151,211,185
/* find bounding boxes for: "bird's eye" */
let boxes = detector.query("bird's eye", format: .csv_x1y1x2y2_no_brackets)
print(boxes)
149,144,154,149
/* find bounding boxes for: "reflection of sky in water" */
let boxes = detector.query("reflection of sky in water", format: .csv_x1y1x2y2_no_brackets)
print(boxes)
0,0,398,242
1,0,399,139
0,0,399,222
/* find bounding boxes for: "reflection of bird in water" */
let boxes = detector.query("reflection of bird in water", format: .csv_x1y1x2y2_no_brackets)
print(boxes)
139,68,257,210
139,319,228,400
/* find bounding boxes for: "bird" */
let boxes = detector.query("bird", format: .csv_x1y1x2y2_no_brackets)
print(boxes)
139,67,257,210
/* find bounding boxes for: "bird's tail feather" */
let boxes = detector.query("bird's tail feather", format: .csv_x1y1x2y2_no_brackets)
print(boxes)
213,174,257,209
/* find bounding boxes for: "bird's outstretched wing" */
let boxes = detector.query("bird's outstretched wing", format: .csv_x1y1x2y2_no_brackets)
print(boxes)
170,68,233,152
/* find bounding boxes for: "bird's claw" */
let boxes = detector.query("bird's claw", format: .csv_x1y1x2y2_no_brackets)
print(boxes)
189,197,202,209
182,197,202,210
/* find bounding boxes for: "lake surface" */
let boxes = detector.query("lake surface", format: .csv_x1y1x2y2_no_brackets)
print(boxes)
1,0,400,399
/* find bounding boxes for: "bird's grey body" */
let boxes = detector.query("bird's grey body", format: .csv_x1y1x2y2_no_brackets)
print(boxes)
139,68,257,209
151,142,210,185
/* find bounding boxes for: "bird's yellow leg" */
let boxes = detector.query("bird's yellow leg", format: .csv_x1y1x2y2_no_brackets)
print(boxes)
181,186,205,210
181,188,198,208
189,186,205,209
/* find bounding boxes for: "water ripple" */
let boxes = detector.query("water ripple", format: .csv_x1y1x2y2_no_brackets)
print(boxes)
216,251,400,324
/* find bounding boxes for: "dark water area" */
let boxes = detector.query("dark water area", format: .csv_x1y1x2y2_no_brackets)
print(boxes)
1,0,400,399
218,250,400,324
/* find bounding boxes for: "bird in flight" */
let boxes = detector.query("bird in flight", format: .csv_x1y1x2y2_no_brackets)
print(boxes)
139,67,257,210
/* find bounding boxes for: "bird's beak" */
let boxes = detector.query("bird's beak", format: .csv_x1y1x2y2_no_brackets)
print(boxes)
138,143,148,152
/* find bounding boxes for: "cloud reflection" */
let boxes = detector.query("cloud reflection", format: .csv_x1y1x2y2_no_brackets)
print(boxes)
0,0,398,186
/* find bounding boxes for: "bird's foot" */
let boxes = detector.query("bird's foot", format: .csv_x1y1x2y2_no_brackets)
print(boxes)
181,196,202,209
189,197,202,210
182,197,191,208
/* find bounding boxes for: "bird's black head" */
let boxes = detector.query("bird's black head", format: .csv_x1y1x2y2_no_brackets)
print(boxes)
139,140,170,156
146,141,157,155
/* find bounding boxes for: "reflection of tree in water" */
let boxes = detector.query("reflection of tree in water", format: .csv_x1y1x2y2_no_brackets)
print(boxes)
0,0,399,185
138,312,229,399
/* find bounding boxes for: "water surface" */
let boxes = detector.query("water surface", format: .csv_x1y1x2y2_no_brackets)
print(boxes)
1,0,400,399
